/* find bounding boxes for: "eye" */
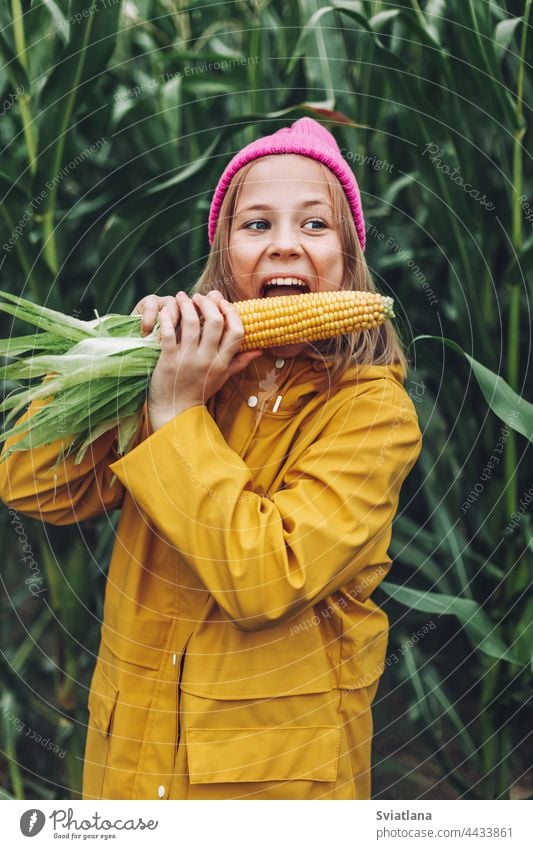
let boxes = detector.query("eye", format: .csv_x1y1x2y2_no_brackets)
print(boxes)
245,220,269,230
244,218,327,231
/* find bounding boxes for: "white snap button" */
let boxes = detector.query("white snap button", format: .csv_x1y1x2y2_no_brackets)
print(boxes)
275,358,285,368
247,395,258,408
158,785,165,798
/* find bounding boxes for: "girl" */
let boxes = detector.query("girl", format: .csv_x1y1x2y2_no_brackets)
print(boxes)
0,118,422,800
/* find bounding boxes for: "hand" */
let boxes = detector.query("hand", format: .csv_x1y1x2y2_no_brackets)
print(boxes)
147,290,263,431
131,294,179,336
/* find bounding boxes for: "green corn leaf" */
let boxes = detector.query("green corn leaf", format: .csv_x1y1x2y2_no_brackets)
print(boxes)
494,17,523,61
116,411,142,456
296,0,347,103
380,581,521,665
0,291,97,340
0,353,151,425
40,0,70,44
36,0,122,273
412,335,533,442
0,27,30,93
402,645,481,796
0,332,70,357
402,642,479,761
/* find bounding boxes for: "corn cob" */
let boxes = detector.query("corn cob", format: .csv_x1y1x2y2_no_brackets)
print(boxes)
234,290,395,352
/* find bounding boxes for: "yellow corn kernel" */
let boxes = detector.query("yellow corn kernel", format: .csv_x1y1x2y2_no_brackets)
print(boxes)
233,290,395,352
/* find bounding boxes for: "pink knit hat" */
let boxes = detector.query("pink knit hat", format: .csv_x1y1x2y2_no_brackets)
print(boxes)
208,117,366,251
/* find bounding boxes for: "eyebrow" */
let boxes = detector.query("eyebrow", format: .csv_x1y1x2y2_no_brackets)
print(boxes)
236,200,333,214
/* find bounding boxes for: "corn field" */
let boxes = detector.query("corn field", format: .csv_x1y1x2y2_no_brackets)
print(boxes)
0,0,532,801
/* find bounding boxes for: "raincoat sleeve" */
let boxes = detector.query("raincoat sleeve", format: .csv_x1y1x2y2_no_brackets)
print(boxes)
108,384,423,631
0,396,140,524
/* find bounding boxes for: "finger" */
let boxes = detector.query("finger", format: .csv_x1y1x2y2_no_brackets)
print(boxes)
161,295,179,326
192,293,225,352
215,297,247,359
176,291,200,353
226,350,263,377
130,295,150,319
158,307,178,353
138,296,178,335
131,292,155,314
134,295,161,336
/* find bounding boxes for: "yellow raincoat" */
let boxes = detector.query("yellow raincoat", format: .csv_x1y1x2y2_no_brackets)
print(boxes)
0,348,422,800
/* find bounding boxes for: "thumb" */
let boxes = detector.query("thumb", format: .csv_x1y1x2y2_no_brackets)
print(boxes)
227,350,263,376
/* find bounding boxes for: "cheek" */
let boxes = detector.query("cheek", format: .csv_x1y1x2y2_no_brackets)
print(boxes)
228,241,258,274
314,245,344,283
314,242,343,268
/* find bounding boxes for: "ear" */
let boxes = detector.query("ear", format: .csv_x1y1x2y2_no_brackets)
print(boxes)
227,350,263,376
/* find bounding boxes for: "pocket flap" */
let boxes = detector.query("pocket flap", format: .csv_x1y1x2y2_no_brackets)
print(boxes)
87,663,119,736
100,616,168,670
186,725,340,784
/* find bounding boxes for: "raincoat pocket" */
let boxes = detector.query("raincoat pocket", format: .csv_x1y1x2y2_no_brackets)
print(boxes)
336,595,390,690
83,662,119,800
100,614,170,670
180,602,337,699
186,725,341,784
88,664,119,734
84,640,165,800
177,687,345,798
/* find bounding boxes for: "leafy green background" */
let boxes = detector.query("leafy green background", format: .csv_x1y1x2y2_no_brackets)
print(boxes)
0,0,532,800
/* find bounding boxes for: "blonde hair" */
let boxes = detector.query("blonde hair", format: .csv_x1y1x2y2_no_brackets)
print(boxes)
192,155,410,388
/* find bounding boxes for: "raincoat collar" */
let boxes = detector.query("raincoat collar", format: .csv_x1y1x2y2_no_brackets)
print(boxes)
237,348,407,387
225,349,407,415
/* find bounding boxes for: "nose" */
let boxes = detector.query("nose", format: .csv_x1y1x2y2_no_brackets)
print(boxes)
267,239,303,259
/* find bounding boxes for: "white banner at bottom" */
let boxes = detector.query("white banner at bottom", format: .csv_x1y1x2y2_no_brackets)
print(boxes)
3,800,529,848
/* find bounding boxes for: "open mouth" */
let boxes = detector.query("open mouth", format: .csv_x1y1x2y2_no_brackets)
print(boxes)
260,277,311,297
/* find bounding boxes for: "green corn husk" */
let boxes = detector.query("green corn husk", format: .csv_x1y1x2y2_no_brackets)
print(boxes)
0,291,160,464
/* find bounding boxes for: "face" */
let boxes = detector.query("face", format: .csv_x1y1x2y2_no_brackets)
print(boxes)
227,155,345,358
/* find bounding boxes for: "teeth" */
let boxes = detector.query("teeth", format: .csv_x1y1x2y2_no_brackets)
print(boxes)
263,278,309,288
